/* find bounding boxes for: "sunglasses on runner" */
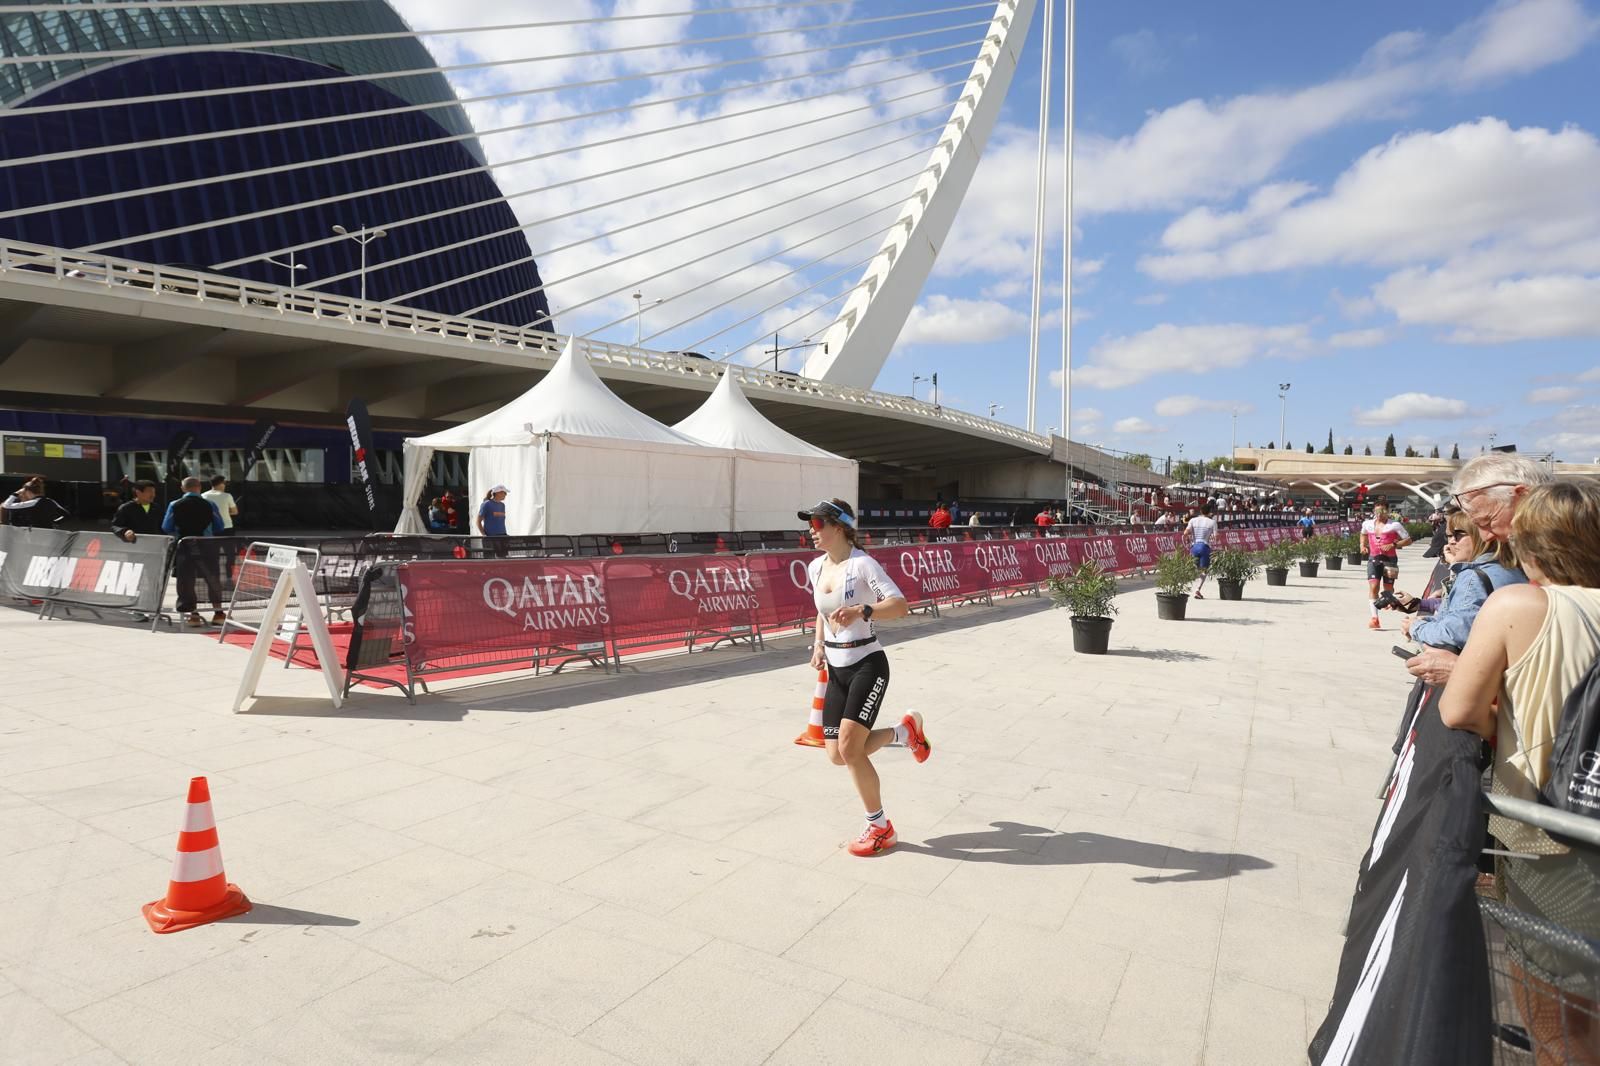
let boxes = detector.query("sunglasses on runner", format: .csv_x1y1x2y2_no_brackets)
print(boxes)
797,500,855,528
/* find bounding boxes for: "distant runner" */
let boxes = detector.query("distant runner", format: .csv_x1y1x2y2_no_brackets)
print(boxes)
1361,503,1413,630
801,498,931,857
1186,502,1218,599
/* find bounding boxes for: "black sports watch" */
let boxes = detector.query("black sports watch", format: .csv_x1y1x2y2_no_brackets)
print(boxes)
861,604,874,621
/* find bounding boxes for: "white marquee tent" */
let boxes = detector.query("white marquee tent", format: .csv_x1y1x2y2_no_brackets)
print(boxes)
395,340,733,536
672,370,858,529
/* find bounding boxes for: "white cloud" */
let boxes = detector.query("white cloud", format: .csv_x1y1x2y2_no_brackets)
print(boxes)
1154,395,1256,417
1134,292,1169,306
1075,322,1313,390
1329,327,1390,348
1332,288,1379,321
897,296,1029,345
1113,416,1162,435
1354,392,1477,425
1076,0,1597,217
1527,385,1582,404
1453,0,1600,85
1580,367,1600,382
1109,29,1170,78
1139,118,1600,342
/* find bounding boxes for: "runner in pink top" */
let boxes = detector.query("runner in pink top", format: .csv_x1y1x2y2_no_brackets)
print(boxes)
1360,503,1413,630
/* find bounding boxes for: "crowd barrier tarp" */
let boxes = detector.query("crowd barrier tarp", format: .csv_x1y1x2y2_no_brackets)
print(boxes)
387,523,1329,676
1309,694,1491,1066
0,525,172,613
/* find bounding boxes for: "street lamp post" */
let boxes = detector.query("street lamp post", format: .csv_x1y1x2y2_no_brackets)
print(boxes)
767,335,825,373
988,402,1004,418
331,224,386,303
1230,409,1239,469
632,291,662,348
912,373,927,400
261,252,306,288
1277,382,1292,447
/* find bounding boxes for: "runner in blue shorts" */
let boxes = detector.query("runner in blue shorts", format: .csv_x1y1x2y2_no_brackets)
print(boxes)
1185,502,1218,599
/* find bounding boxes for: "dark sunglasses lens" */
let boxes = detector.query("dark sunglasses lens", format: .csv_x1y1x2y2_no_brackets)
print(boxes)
1449,531,1469,541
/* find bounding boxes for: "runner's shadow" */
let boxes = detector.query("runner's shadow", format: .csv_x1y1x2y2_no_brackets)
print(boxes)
896,821,1272,883
1185,617,1272,626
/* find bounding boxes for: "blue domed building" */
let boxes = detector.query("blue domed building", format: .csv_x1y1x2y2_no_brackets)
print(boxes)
0,0,554,329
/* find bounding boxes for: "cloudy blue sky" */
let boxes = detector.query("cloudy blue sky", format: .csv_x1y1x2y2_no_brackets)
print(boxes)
398,0,1600,462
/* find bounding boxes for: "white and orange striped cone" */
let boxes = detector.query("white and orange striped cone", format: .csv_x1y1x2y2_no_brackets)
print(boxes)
143,776,251,934
794,668,828,747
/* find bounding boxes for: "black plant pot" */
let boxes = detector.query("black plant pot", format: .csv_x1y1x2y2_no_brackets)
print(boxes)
1298,561,1320,577
1325,556,1343,571
1265,567,1289,586
1216,578,1244,600
1346,552,1364,565
1070,615,1113,654
1156,592,1189,620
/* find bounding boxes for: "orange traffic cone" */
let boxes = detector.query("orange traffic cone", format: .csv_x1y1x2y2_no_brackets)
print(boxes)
793,668,828,747
143,777,251,934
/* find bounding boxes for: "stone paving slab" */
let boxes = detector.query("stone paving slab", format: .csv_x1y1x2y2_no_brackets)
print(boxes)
0,547,1426,1064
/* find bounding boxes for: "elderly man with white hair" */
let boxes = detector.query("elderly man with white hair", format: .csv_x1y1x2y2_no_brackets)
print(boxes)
1405,451,1553,685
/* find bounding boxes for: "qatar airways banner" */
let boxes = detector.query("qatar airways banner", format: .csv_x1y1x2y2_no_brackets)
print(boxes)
393,524,1336,666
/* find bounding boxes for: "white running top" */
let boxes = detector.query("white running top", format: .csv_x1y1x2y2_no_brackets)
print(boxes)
809,548,903,668
1185,515,1218,546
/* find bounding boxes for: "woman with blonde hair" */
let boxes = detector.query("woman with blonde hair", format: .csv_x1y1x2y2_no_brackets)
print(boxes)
1395,508,1526,650
1441,479,1600,1063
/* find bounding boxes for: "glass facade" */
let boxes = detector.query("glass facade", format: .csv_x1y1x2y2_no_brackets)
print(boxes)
0,0,552,329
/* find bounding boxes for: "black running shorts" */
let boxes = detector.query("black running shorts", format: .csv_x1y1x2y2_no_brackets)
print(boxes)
1367,554,1399,582
823,650,890,740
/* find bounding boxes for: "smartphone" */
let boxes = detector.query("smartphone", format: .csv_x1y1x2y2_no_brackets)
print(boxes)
1392,645,1416,660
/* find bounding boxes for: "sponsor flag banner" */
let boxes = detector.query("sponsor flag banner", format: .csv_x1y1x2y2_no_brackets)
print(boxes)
0,525,171,612
345,398,377,514
239,419,279,482
1309,696,1491,1066
164,429,197,483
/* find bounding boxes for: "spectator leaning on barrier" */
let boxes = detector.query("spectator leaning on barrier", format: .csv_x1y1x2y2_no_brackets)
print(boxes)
1407,452,1555,685
427,497,449,532
929,502,952,529
162,475,226,628
966,510,981,527
202,475,237,533
2,476,70,528
478,485,510,557
1035,506,1053,531
1440,479,1600,1044
111,480,162,542
1393,508,1526,649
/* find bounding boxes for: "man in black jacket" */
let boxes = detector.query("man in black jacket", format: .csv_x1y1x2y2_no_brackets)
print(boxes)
162,476,226,627
111,480,162,542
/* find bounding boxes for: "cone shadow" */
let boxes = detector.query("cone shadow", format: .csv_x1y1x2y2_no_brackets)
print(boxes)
219,903,359,927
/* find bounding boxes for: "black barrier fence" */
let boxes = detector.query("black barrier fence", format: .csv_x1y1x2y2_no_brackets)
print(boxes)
0,525,172,623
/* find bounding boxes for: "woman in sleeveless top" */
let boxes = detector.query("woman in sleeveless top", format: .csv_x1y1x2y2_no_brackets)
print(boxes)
1442,479,1600,1064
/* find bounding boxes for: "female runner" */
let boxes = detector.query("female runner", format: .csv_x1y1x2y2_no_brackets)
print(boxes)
801,498,932,856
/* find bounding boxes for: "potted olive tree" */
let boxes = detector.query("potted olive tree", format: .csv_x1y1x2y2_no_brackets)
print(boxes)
1296,536,1321,578
1264,540,1296,586
1047,561,1119,654
1210,548,1260,600
1344,534,1364,567
1322,535,1344,571
1154,548,1199,620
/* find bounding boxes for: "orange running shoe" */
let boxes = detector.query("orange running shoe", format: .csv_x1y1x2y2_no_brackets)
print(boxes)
902,712,932,764
848,821,897,857
1368,617,1382,630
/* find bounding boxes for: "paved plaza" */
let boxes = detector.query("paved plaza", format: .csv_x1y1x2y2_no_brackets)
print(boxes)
0,548,1422,1065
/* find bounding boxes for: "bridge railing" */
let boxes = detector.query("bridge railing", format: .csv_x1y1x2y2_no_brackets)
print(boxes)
0,238,1047,452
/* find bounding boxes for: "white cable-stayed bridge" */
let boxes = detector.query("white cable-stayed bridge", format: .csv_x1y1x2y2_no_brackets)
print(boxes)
0,0,1108,498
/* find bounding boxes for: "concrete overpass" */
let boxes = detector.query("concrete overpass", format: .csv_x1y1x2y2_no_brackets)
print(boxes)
0,239,1089,500
1233,447,1600,505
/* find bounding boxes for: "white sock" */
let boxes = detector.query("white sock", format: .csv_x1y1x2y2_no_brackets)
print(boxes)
890,723,910,747
1369,601,1380,619
865,808,890,829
